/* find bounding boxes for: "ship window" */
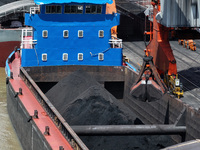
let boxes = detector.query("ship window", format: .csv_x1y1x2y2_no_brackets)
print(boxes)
99,30,104,37
42,53,47,61
91,5,96,13
63,30,69,38
85,5,91,13
77,5,83,13
78,30,83,38
64,5,83,14
97,5,102,14
43,30,48,38
65,5,71,13
63,53,68,61
71,6,77,13
46,5,62,14
85,5,102,14
78,53,83,61
98,53,104,61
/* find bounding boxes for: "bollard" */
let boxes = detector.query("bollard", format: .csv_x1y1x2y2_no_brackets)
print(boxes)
19,88,23,95
44,126,50,135
33,110,38,119
10,72,13,79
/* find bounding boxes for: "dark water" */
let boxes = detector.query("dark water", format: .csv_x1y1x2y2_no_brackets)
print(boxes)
0,67,22,149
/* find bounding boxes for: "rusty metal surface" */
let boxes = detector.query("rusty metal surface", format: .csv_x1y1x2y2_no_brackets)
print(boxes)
23,65,125,82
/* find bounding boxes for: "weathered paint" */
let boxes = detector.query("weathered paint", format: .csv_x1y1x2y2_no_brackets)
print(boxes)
7,54,75,150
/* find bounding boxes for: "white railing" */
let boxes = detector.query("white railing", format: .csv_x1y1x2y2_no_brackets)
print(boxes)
21,28,37,49
21,39,37,49
109,39,122,48
30,6,40,14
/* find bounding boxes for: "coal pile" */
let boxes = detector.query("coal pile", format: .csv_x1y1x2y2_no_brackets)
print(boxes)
46,70,175,150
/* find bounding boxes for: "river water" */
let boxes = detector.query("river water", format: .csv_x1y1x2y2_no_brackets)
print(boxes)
0,67,22,150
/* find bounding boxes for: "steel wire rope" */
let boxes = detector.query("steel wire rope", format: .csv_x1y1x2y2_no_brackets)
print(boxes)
34,46,39,65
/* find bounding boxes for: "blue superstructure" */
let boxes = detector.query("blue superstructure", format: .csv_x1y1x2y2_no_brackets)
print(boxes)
34,0,113,5
21,0,122,67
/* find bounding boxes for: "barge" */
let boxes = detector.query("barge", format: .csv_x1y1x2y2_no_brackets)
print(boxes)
5,0,200,149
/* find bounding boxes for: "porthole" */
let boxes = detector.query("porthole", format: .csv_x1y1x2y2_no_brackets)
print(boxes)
99,30,104,38
43,30,48,38
78,53,83,60
63,53,68,61
42,53,47,61
98,53,104,61
78,30,83,38
63,30,69,38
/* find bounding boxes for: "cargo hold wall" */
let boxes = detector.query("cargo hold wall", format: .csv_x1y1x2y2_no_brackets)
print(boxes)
25,65,200,143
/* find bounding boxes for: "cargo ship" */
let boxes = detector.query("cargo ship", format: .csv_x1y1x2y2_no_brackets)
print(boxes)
5,0,200,149
5,0,141,149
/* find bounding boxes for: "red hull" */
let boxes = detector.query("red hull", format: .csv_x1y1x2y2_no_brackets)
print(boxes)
0,41,20,67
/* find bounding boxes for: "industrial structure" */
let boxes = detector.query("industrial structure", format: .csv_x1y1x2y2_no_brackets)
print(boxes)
131,0,200,100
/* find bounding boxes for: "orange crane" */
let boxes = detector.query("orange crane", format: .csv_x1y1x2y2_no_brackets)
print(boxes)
130,0,183,102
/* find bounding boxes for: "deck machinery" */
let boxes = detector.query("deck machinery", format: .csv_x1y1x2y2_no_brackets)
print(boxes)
131,0,200,101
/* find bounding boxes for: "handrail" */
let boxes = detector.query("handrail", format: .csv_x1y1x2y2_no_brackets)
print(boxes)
109,38,122,48
21,40,37,49
20,67,89,150
5,50,15,78
30,6,40,14
21,28,37,49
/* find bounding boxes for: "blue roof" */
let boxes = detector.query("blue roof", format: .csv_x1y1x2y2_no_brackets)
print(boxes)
34,0,113,5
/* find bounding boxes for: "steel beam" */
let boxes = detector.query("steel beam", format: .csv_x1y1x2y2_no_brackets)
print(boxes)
71,125,186,136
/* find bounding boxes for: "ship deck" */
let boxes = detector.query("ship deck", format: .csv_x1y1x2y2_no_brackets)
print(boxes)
8,53,74,150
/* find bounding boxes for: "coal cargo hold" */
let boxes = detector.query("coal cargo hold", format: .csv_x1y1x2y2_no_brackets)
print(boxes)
46,70,175,150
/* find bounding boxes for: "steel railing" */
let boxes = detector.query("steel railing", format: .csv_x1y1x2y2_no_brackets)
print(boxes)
109,38,122,48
